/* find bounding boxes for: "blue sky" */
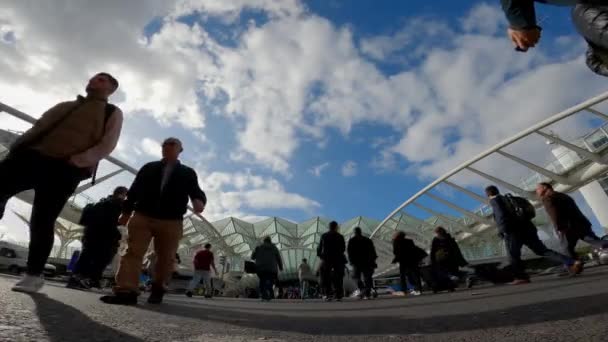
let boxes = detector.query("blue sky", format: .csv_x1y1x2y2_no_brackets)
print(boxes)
0,0,607,243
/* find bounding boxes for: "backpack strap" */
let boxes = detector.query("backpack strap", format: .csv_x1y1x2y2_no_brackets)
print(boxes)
90,103,117,186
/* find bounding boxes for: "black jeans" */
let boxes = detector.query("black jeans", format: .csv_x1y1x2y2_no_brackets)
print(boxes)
320,260,345,299
352,265,374,297
0,150,83,275
399,263,422,292
505,229,574,280
257,271,276,300
560,230,605,260
73,234,119,282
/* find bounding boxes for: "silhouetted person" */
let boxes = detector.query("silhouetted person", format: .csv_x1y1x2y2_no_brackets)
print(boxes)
252,236,283,301
2,73,123,293
392,231,426,296
68,186,128,289
537,182,607,262
430,226,473,289
186,243,217,298
486,185,581,285
298,258,313,300
317,221,346,301
347,227,377,299
101,137,206,305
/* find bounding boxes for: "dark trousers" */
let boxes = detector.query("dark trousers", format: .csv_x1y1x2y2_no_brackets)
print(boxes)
320,260,344,299
561,230,605,260
352,265,374,297
257,271,276,300
73,235,118,282
399,263,422,292
505,229,574,280
0,150,82,275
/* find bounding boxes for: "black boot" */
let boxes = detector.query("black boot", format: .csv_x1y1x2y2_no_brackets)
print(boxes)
147,285,166,304
100,292,138,305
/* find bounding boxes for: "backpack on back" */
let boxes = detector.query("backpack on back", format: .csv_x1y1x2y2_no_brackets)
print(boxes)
504,194,536,221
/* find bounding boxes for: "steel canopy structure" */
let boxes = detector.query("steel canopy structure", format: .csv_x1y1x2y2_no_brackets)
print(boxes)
370,90,608,277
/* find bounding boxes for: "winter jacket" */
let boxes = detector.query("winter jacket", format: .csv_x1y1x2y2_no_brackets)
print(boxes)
123,160,206,220
430,234,468,272
317,230,346,264
392,237,427,267
347,235,378,268
541,191,592,234
252,242,283,274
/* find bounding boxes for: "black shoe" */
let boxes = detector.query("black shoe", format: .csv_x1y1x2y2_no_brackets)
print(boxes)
66,277,91,290
100,293,138,305
147,288,165,304
185,291,193,298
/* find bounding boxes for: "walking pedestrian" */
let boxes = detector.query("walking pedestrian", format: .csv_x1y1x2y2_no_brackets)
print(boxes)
392,231,426,296
347,227,377,299
537,182,607,262
67,186,128,290
252,236,283,301
297,258,313,299
186,243,217,298
486,185,581,285
100,137,206,305
317,221,347,301
2,73,123,293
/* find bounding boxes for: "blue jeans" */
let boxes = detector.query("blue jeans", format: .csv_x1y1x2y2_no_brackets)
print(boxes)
187,270,212,296
300,280,309,299
505,229,574,280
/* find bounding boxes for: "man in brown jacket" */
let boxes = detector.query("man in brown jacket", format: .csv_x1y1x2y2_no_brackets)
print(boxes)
1,73,123,293
536,182,606,261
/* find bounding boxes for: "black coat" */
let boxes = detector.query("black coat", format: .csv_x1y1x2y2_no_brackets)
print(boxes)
392,237,427,267
123,160,206,220
500,0,579,29
347,235,378,268
430,235,468,272
489,195,536,235
317,230,346,264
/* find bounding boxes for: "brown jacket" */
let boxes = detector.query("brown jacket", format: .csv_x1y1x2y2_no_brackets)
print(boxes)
541,191,592,234
12,96,123,170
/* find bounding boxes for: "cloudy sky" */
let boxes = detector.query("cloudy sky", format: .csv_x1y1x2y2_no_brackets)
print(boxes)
1,0,607,243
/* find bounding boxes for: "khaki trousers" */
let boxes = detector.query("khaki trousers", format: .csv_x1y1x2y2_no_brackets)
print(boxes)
114,213,182,294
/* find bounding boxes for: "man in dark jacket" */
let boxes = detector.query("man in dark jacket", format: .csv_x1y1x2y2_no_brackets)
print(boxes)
252,236,283,301
68,186,128,290
392,231,426,296
101,137,206,305
500,0,608,76
317,221,346,301
486,185,580,285
536,182,606,260
347,227,378,299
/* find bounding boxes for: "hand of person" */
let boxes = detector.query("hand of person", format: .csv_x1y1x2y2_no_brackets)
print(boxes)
192,199,205,214
117,213,130,226
508,27,541,52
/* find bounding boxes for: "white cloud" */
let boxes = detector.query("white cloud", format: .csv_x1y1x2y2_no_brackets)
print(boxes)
309,162,330,177
341,161,357,177
140,138,162,159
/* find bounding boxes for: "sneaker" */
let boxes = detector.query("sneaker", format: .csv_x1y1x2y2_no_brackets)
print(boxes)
12,275,44,294
66,277,91,290
185,291,193,298
100,292,138,305
323,296,333,302
147,287,166,304
409,290,422,296
508,279,531,285
393,291,406,297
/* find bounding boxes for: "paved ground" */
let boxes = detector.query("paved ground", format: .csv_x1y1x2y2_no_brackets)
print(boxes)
2,268,608,342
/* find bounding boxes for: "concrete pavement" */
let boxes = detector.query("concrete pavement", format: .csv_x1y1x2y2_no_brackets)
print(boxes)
1,268,608,341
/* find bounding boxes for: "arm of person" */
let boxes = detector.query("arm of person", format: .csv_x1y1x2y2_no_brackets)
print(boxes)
120,163,148,222
211,253,218,274
316,236,324,259
69,108,124,168
430,238,437,265
542,197,563,232
501,0,537,29
346,239,354,264
187,168,207,214
490,198,508,235
275,247,284,272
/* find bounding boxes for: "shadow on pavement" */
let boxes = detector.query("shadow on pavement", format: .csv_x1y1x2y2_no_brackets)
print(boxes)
139,290,608,335
29,293,144,342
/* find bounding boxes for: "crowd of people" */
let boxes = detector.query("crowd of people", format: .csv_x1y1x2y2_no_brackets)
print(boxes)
0,73,606,306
